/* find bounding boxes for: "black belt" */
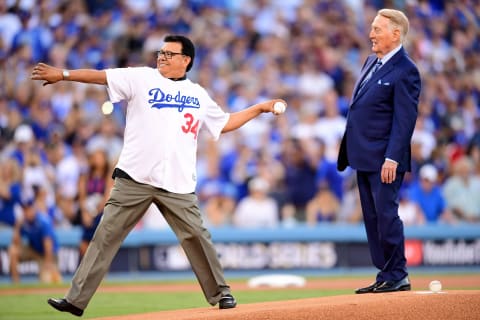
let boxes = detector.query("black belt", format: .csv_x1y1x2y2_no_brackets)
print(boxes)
112,168,195,194
112,168,134,180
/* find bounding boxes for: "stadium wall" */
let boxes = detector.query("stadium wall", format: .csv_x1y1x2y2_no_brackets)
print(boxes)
0,224,479,277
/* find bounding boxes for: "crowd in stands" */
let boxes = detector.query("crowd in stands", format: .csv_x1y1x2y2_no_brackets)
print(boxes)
1,0,480,238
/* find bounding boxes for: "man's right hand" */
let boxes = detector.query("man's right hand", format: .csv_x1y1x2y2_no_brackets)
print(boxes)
31,63,63,86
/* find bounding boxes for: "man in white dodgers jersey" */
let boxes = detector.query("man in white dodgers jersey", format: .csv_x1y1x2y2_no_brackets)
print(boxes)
32,34,287,317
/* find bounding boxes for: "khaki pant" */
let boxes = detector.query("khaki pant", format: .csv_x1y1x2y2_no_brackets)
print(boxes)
66,177,231,309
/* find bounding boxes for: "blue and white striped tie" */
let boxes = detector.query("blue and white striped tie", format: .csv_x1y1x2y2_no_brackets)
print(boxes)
356,60,382,95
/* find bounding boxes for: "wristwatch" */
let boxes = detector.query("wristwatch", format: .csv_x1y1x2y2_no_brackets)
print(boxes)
62,69,70,80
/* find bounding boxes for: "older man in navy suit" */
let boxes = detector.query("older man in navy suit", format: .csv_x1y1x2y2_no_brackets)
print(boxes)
338,8,421,293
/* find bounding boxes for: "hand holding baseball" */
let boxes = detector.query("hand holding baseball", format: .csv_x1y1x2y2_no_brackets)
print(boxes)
272,100,287,115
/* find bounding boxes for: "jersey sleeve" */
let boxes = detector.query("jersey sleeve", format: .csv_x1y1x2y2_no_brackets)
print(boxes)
201,89,230,140
105,67,146,103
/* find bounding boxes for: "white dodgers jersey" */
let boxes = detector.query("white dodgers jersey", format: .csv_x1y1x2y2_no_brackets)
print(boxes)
105,67,229,193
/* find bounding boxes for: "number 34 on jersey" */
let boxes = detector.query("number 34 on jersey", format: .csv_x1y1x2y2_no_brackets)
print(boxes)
181,113,199,139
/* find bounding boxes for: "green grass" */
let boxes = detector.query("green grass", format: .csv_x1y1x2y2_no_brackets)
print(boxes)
0,283,349,320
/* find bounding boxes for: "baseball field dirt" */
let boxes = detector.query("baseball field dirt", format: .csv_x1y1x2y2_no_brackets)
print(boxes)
89,274,480,320
94,291,479,320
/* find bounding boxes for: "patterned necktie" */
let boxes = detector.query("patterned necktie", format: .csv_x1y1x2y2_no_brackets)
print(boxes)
356,60,382,95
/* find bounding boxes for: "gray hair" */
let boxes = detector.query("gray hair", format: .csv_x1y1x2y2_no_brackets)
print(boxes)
378,9,409,42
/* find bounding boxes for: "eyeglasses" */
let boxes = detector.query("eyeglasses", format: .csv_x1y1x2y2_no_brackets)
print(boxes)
157,50,184,59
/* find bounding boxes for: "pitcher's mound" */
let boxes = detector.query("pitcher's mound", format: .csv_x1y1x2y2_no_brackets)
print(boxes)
95,290,480,320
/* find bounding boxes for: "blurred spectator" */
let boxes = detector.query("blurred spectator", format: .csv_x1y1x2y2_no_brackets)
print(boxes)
114,14,149,66
196,138,238,228
297,58,334,100
233,177,278,228
406,136,428,188
398,191,425,226
314,89,346,161
280,138,318,221
77,140,113,257
8,189,61,283
0,157,23,227
49,82,75,122
469,143,480,176
443,156,480,223
305,183,340,225
22,140,56,222
202,186,236,228
87,116,123,165
468,118,480,175
227,140,260,199
199,149,238,228
0,2,21,52
8,124,57,224
315,139,344,200
411,116,437,163
45,140,85,227
291,105,318,141
337,175,363,224
137,204,170,230
0,96,14,150
407,164,452,224
253,149,287,219
10,123,36,167
279,204,298,228
469,118,480,150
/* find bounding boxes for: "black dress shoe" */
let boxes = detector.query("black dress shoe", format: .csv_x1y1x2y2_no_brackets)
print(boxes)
47,298,84,317
219,294,237,309
355,281,383,294
373,276,411,293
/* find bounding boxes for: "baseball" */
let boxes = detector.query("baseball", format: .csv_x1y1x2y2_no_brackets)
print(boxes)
273,101,286,115
101,101,114,115
429,280,442,293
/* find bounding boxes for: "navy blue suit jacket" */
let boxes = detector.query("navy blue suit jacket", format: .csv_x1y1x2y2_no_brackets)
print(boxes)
338,48,421,173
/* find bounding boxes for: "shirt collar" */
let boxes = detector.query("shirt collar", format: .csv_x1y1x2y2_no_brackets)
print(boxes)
378,44,402,65
168,75,187,81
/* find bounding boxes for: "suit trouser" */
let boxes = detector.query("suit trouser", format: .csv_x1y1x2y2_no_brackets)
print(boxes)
66,177,230,309
356,170,408,282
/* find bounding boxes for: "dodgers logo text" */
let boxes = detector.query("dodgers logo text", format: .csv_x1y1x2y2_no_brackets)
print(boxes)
148,88,200,112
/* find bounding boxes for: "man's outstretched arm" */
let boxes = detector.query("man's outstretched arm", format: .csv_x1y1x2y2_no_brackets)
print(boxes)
221,99,287,133
31,63,107,86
